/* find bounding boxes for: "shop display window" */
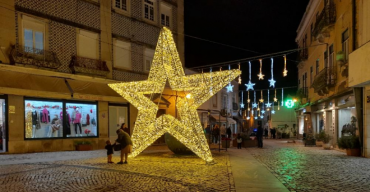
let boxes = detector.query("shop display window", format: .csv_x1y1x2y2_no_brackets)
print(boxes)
0,99,6,152
65,102,97,137
25,100,64,139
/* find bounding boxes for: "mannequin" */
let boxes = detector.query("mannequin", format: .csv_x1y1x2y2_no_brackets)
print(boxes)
74,108,82,136
51,115,61,137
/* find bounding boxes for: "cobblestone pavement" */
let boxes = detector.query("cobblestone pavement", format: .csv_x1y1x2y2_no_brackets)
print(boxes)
0,148,233,192
247,139,370,192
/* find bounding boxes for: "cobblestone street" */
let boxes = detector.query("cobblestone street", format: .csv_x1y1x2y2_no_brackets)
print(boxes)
247,139,370,192
0,146,233,192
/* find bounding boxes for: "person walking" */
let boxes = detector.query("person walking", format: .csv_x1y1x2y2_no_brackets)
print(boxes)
115,129,132,164
257,125,263,148
271,127,276,139
226,126,232,139
237,134,242,149
213,125,220,144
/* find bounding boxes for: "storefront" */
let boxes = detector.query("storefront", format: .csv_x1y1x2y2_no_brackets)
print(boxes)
0,96,7,153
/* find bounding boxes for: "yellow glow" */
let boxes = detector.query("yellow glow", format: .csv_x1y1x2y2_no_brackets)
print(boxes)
109,27,241,163
293,98,297,102
186,93,192,99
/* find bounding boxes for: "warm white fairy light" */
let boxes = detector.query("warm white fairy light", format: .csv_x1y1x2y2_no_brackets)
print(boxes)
247,91,250,103
278,100,280,110
238,63,242,84
274,89,278,102
283,55,288,77
245,61,255,91
259,90,264,103
109,27,241,163
268,58,276,88
257,59,265,80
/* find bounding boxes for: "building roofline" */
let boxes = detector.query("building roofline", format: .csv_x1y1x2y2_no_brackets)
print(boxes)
296,0,321,43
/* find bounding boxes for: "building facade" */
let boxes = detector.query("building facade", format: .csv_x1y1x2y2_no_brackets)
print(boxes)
348,0,370,157
295,0,358,146
0,0,184,153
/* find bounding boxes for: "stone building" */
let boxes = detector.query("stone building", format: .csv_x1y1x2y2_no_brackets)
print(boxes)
0,0,184,153
295,0,358,146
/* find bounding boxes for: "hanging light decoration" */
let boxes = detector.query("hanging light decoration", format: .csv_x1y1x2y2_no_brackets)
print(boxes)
265,89,272,108
278,100,280,110
281,88,284,107
274,89,278,102
257,59,265,80
283,55,288,77
271,102,276,114
238,63,242,84
247,103,250,120
261,102,265,114
257,102,260,111
268,58,276,88
247,91,250,103
245,61,255,91
225,65,234,92
240,91,244,109
252,91,258,108
259,90,264,103
209,67,213,95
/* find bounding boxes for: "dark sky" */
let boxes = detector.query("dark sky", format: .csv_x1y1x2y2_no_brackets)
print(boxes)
184,0,309,98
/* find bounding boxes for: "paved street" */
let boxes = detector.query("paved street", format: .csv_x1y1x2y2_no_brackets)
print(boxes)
1,141,370,191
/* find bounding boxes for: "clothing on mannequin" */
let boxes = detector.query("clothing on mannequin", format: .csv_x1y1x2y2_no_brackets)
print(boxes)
73,108,82,135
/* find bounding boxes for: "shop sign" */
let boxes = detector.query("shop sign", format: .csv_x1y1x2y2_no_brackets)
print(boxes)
9,106,15,114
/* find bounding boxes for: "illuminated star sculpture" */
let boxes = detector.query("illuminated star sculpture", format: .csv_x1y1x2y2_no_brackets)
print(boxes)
245,81,255,91
260,115,264,119
254,117,258,120
240,103,245,108
261,110,265,114
271,110,276,114
226,83,234,92
109,27,241,163
258,59,265,80
265,102,272,108
274,97,278,102
269,58,276,88
252,102,258,108
268,79,276,88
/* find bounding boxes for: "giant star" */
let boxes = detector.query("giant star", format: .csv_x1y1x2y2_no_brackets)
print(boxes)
109,28,240,163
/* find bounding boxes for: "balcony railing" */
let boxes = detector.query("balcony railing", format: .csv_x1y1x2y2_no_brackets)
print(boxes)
311,66,336,96
297,87,308,99
69,56,109,77
9,45,61,70
312,1,336,39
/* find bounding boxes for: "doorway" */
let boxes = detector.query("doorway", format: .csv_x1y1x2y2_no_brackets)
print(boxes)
109,105,129,143
0,98,6,153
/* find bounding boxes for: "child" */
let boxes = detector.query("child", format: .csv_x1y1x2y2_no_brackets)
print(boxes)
105,140,115,163
237,134,242,149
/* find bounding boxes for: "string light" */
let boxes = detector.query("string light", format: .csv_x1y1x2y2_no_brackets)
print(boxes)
271,102,276,114
109,27,241,163
238,63,242,84
252,91,258,108
278,100,280,110
268,58,276,88
245,61,255,91
240,91,244,108
281,88,284,107
225,65,234,92
247,91,250,103
265,90,272,108
257,59,265,80
259,90,264,103
274,89,278,102
283,55,288,77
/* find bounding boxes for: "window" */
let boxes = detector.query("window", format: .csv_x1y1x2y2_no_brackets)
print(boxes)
212,93,218,108
310,23,313,43
310,66,313,85
144,0,155,22
329,44,334,68
115,0,127,10
113,39,131,69
25,100,64,139
324,51,328,68
144,48,155,72
77,29,99,59
222,94,227,109
65,102,97,137
22,15,46,52
342,29,349,61
160,3,172,27
316,59,319,75
24,99,98,139
302,75,305,88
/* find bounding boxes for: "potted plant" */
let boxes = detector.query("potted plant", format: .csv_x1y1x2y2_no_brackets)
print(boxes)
315,133,323,147
316,130,332,149
337,136,361,156
304,134,316,146
74,140,93,151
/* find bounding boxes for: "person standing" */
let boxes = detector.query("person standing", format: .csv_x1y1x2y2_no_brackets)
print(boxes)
220,124,226,139
226,126,232,139
257,125,263,148
213,125,220,144
116,129,132,164
237,134,242,149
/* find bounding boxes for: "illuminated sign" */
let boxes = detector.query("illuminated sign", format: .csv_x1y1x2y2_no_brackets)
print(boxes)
285,99,295,108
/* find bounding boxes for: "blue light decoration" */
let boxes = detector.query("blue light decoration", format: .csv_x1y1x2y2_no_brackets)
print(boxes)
254,116,258,120
245,61,255,91
240,91,244,108
226,65,234,92
252,91,258,108
271,100,276,114
268,58,276,88
281,88,284,107
265,89,272,108
261,109,265,114
260,115,264,119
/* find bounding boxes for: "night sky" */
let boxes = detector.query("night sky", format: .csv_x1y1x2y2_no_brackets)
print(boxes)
184,0,309,98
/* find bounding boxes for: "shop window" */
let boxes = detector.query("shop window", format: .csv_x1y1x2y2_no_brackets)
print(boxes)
66,102,97,137
160,3,172,28
144,0,155,22
0,99,6,152
25,100,64,139
113,39,131,69
77,29,99,59
144,48,154,72
22,15,46,52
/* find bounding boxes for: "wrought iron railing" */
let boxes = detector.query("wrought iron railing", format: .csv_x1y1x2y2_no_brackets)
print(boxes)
9,45,61,69
311,66,336,95
312,1,336,38
69,55,109,77
297,87,308,98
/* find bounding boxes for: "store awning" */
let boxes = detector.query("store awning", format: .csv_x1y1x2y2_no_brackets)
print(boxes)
0,70,125,102
210,115,236,124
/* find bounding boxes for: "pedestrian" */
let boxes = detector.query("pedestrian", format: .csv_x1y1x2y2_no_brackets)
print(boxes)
226,126,232,138
120,123,130,135
264,127,268,139
116,129,132,164
257,125,263,148
272,127,276,139
213,125,220,144
237,134,242,149
105,140,115,163
220,124,226,138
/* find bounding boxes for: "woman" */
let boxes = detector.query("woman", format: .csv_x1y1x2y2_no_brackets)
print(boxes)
116,129,132,164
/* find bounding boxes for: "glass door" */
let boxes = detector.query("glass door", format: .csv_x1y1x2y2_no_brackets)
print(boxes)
0,99,6,152
109,105,128,142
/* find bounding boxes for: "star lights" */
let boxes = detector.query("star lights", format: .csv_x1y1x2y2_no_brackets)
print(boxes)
109,27,241,163
245,61,255,91
257,59,265,80
259,90,264,103
283,55,288,77
240,91,244,109
226,83,234,92
274,89,278,102
268,58,276,88
247,91,250,103
252,91,257,108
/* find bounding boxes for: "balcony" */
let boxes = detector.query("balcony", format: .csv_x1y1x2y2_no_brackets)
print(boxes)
9,45,61,70
312,1,336,41
311,66,336,96
297,50,308,69
297,87,308,98
69,56,109,77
